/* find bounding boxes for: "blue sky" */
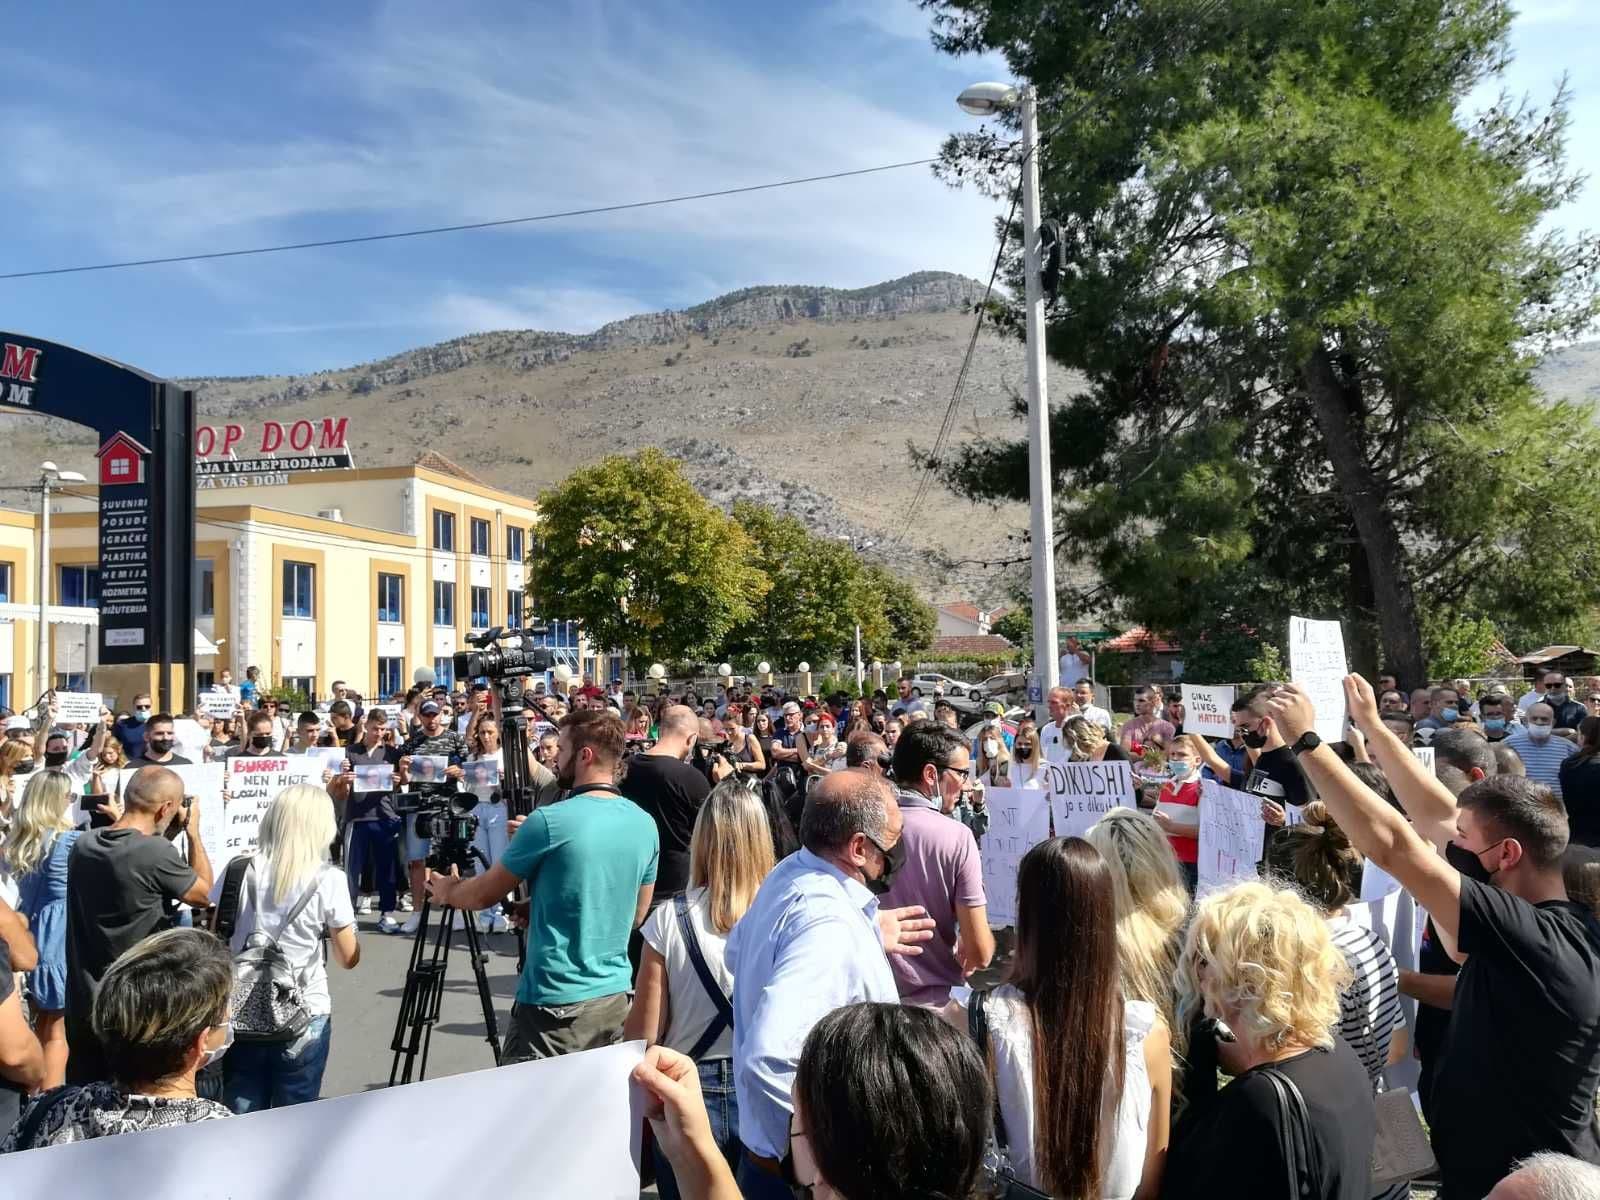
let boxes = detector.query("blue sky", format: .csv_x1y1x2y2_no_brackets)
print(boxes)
2,0,1596,378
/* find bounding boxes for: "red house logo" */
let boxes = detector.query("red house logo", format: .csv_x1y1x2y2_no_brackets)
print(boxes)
97,431,150,486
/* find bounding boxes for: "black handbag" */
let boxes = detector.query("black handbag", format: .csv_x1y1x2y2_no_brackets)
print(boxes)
1258,1067,1317,1199
966,990,1053,1199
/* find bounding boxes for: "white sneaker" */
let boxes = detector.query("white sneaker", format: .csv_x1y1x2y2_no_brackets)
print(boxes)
489,913,512,935
378,913,402,935
401,913,421,935
356,895,375,915
398,894,415,912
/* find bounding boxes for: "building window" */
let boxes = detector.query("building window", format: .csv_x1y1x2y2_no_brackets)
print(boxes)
432,510,455,552
283,675,315,700
59,565,100,608
195,670,216,691
0,563,12,603
378,656,403,700
0,674,9,711
506,526,524,564
196,558,215,618
377,573,404,623
470,518,490,558
529,617,579,650
433,580,455,627
54,671,88,692
470,586,491,630
282,561,315,618
433,657,455,690
506,589,523,629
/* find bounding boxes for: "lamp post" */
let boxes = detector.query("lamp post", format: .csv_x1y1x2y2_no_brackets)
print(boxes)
35,461,87,699
957,82,1060,717
648,662,666,696
798,661,812,697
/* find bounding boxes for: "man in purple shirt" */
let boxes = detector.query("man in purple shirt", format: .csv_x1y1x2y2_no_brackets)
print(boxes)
881,723,994,1006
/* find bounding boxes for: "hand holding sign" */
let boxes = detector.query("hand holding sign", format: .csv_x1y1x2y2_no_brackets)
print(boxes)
410,755,449,783
1265,683,1318,744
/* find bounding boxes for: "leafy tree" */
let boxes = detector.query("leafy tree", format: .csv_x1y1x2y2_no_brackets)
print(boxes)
1179,625,1277,686
1421,613,1501,680
862,564,938,664
990,608,1032,651
921,0,1600,685
527,450,768,662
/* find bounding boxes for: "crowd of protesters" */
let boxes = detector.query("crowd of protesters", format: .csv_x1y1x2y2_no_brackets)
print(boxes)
0,662,1597,1200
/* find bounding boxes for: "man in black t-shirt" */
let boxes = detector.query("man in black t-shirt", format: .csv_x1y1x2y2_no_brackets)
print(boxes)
125,713,194,768
620,704,714,900
64,767,213,1084
1270,678,1600,1200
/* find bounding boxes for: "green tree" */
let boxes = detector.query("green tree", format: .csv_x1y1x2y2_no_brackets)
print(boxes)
863,564,938,664
922,0,1600,685
1421,613,1500,680
990,607,1032,651
527,450,768,662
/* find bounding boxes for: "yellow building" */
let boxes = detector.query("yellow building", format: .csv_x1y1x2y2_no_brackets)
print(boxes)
0,452,607,709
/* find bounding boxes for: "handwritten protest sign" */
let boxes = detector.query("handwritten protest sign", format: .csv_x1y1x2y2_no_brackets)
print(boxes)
1199,780,1267,890
462,759,501,789
117,763,226,883
200,691,241,720
1413,746,1436,774
979,785,1054,927
354,762,394,792
409,754,449,782
0,1040,648,1199
52,691,102,724
1181,685,1234,740
224,757,322,856
1289,616,1349,742
1049,759,1137,838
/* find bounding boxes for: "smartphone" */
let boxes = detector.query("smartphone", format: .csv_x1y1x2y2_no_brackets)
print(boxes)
89,801,117,830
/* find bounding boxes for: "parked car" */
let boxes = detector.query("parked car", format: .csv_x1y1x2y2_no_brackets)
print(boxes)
974,671,1028,702
909,672,976,698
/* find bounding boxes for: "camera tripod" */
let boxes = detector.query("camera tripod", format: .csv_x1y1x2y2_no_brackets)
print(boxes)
387,843,502,1086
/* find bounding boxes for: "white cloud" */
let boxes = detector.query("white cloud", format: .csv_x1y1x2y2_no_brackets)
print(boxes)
427,285,649,336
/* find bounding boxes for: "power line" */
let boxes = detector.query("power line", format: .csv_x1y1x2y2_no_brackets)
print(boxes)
0,158,938,281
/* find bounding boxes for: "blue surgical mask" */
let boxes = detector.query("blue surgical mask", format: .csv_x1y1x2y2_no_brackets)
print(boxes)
1169,760,1194,780
133,709,151,723
1440,707,1460,723
1484,717,1507,733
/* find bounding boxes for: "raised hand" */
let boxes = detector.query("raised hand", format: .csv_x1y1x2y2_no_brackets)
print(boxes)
876,905,936,957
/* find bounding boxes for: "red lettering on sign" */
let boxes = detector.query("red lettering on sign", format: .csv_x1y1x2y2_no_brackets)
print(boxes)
221,424,244,455
0,344,41,384
195,426,215,457
318,417,349,450
260,421,283,454
289,419,314,451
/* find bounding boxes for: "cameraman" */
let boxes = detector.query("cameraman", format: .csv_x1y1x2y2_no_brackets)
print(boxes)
621,706,730,908
394,699,467,934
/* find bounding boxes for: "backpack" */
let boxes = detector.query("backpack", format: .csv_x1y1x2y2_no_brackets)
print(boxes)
227,858,320,1043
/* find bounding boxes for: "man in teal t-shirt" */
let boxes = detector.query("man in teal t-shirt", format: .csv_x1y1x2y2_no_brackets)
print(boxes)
429,709,658,1062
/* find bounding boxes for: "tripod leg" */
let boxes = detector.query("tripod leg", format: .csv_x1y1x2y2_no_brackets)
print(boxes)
458,913,504,1065
388,898,451,1086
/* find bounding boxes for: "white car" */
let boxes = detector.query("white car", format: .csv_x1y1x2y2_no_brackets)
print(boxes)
909,672,975,698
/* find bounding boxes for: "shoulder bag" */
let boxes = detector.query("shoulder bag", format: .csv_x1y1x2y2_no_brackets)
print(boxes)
673,892,733,1060
966,990,1052,1199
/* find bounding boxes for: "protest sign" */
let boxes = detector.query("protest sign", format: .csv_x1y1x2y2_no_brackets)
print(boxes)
462,759,501,789
354,762,394,792
52,691,102,724
409,754,449,782
1048,759,1137,838
367,704,400,728
1289,616,1349,742
1198,780,1267,890
117,763,226,880
173,719,209,761
224,757,322,856
979,785,1054,927
1413,746,1436,774
307,746,347,778
0,1040,647,1198
1181,684,1235,740
200,691,240,720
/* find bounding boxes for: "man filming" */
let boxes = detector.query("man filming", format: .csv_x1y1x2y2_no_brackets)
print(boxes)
395,699,467,934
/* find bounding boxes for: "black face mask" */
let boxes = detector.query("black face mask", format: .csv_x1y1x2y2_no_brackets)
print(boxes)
1015,745,1033,760
864,834,906,896
1445,839,1505,885
1242,729,1269,750
250,733,274,750
15,758,33,773
147,738,174,755
43,750,69,768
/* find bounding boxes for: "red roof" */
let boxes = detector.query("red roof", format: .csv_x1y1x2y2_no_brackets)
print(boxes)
1101,626,1181,654
930,634,1016,656
937,601,984,622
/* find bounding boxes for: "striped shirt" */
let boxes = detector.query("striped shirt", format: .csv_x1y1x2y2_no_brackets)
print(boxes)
1502,729,1576,798
1328,914,1404,1086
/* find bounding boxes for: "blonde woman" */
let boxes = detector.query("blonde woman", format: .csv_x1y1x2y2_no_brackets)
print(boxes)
623,780,774,1200
209,784,360,1113
1085,808,1190,1062
7,770,80,1085
1008,718,1046,788
975,719,1013,788
1164,880,1375,1200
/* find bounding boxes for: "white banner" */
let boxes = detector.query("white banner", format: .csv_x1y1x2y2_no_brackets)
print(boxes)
52,691,102,724
0,1041,647,1198
979,785,1054,928
1048,759,1138,838
1289,616,1349,742
223,756,322,857
119,763,227,873
200,691,241,720
1199,780,1267,890
1413,746,1436,774
1180,684,1235,740
172,719,210,762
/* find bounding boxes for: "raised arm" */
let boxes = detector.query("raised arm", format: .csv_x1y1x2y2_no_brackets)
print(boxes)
1344,675,1459,846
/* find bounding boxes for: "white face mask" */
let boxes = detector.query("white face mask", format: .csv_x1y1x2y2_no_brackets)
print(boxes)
200,1022,234,1068
983,739,1000,759
1528,723,1554,742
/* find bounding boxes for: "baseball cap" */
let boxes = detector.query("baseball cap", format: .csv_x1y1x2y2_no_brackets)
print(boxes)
4,716,31,732
419,700,442,716
985,701,1006,717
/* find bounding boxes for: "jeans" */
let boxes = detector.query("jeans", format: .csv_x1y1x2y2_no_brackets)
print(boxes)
470,801,508,873
735,1151,793,1200
346,818,402,912
654,1059,738,1200
223,1016,333,1113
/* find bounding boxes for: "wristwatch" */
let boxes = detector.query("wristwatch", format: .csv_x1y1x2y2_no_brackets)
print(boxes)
1291,730,1322,757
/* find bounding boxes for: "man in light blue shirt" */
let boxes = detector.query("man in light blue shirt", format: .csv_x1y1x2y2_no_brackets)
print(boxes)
725,769,933,1197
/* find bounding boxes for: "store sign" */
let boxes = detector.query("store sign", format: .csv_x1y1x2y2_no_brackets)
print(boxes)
97,432,155,653
196,450,354,490
195,417,349,459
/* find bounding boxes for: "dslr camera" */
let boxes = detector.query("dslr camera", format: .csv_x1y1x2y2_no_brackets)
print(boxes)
453,625,553,681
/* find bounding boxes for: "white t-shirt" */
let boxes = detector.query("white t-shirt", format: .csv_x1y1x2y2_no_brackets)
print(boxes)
1039,721,1070,763
983,987,1156,1200
210,859,354,1017
1059,652,1091,687
1009,759,1046,790
1079,703,1115,733
639,887,734,1060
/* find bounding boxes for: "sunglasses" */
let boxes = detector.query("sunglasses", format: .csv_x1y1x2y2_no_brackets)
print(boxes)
135,705,152,713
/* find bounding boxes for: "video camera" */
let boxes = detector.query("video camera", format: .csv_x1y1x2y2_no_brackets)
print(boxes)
395,784,480,871
453,625,553,681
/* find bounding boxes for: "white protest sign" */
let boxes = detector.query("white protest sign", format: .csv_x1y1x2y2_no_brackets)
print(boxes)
120,763,227,873
1413,746,1436,774
1048,759,1138,838
979,785,1054,928
306,746,347,778
0,1041,647,1198
1181,684,1235,740
409,754,449,782
354,762,395,792
200,691,240,720
173,719,209,761
223,756,323,856
462,759,501,789
1289,616,1349,742
1198,780,1267,890
52,691,102,724
1360,858,1403,903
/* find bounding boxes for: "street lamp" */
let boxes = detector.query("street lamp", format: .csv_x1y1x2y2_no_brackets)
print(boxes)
36,461,87,698
957,82,1061,717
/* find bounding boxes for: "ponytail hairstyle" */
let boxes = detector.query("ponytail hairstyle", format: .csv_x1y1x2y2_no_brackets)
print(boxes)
1264,800,1362,912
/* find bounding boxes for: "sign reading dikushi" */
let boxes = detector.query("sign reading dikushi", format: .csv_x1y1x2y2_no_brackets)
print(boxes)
1049,759,1138,838
1289,616,1349,742
1180,684,1235,740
